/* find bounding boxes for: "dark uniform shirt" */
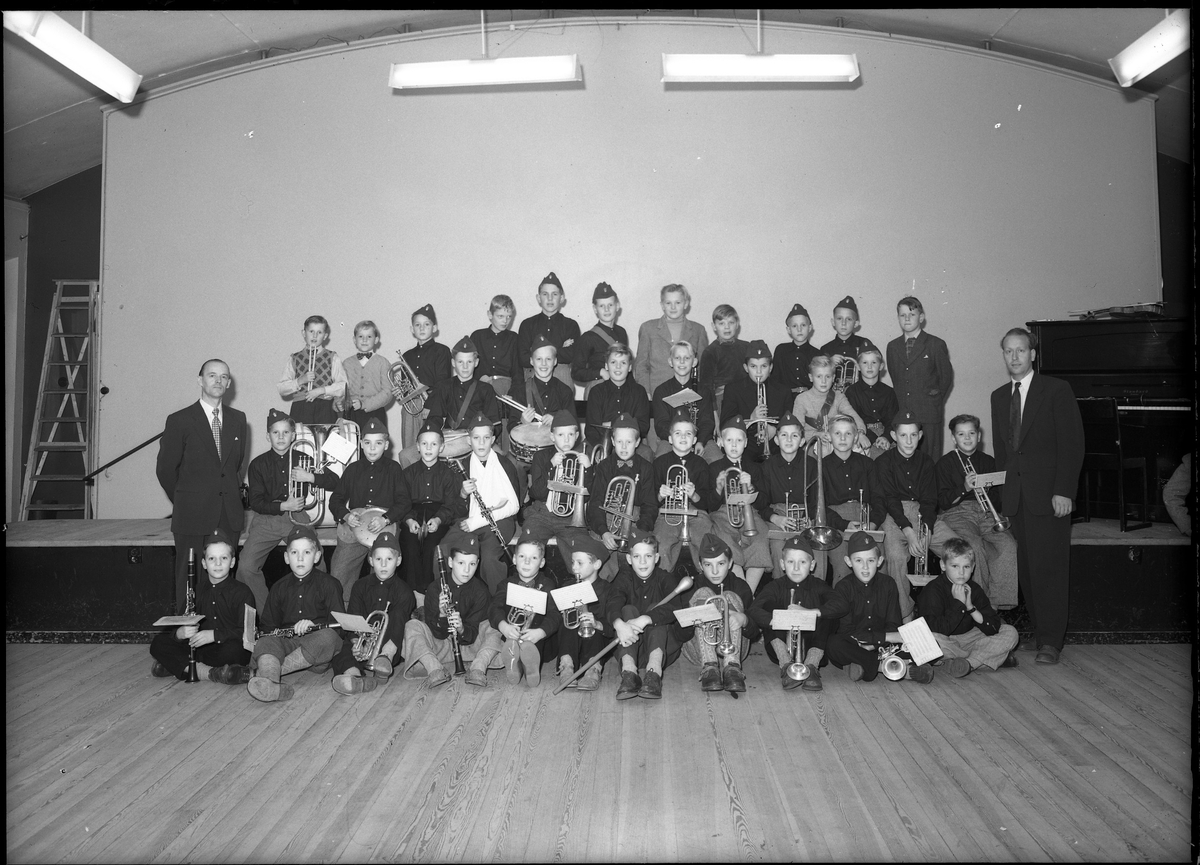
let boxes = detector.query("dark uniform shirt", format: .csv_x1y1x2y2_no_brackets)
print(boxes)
488,569,562,635
572,323,628,384
507,375,576,428
530,447,588,506
709,455,768,519
330,456,409,524
586,453,658,536
196,576,257,644
400,458,464,525
263,570,344,630
870,447,938,532
771,341,821,392
402,339,452,389
721,374,793,463
916,574,1002,637
247,448,337,516
585,378,651,447
698,339,750,396
759,451,819,522
819,334,873,362
652,375,715,444
518,311,581,369
470,327,521,380
822,450,876,529
834,573,901,644
679,572,759,642
607,567,685,627
652,451,720,514
749,575,850,636
425,376,500,430
348,574,416,653
844,379,899,445
422,574,491,645
935,449,1001,513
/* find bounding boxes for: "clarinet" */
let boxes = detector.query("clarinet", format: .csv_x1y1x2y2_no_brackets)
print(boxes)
449,458,515,565
436,545,467,676
184,549,200,683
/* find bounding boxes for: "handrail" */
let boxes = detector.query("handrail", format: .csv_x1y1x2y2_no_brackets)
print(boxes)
83,432,163,484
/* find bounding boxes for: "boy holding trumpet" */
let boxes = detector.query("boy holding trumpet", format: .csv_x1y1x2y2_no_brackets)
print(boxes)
278,314,346,426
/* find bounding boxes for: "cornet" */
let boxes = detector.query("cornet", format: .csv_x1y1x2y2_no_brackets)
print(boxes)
507,603,535,631
879,644,909,681
547,451,588,528
352,601,391,664
784,588,810,682
698,592,738,658
599,473,638,552
958,452,1011,533
389,352,431,415
562,576,596,638
833,358,860,393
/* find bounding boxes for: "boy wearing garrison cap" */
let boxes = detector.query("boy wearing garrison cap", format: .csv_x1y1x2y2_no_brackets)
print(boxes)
556,532,617,690
652,407,720,574
248,524,346,702
518,272,581,392
720,339,793,464
678,533,757,693
150,527,256,685
708,415,773,591
398,421,466,594
750,535,850,691
329,416,407,605
240,407,339,611
400,304,452,453
819,295,874,382
329,530,416,695
490,527,562,687
585,412,658,579
521,408,592,554
772,303,821,395
572,282,629,400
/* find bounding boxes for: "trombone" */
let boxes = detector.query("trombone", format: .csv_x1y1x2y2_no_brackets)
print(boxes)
389,352,431,415
800,437,842,551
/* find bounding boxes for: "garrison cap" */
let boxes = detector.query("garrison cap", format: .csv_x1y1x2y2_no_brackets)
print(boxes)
266,408,292,429
776,411,802,431
530,333,556,354
846,531,879,556
698,533,732,561
833,295,859,315
539,271,563,290
551,409,578,429
891,410,922,431
569,533,609,563
721,415,747,433
611,412,639,432
466,411,494,432
592,282,616,301
785,303,810,322
412,304,437,325
204,527,237,550
371,531,401,554
286,524,320,547
782,535,814,558
362,417,388,436
417,420,443,439
627,527,656,549
452,336,478,356
746,339,771,360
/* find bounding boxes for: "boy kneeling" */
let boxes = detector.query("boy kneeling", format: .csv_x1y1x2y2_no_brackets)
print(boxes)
916,537,1019,677
248,525,345,702
329,531,416,695
680,534,758,693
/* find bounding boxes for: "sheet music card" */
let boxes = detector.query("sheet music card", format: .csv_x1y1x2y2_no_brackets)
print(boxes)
550,581,598,612
332,612,376,634
897,617,943,666
506,583,548,616
662,388,702,409
967,470,1005,490
242,604,256,653
770,609,818,631
153,614,204,627
673,604,722,627
321,428,356,467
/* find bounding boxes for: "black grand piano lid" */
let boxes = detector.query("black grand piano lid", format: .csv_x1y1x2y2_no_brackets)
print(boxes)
1026,319,1190,375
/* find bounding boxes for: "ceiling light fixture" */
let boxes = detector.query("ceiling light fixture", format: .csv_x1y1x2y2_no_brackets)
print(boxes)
3,11,143,103
389,11,579,90
662,11,859,83
1107,8,1189,88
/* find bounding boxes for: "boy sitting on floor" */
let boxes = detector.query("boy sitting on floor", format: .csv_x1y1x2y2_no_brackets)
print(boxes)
490,528,562,687
678,534,758,694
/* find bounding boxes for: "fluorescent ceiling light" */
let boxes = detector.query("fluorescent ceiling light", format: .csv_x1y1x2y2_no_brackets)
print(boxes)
1107,9,1189,88
3,10,143,103
662,53,860,83
389,55,579,89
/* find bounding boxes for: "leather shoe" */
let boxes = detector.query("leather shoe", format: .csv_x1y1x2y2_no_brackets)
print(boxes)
800,666,823,691
847,663,865,682
639,670,663,699
944,658,973,678
577,666,602,691
504,642,524,685
371,656,393,679
248,677,294,702
519,641,542,687
1018,636,1038,652
781,667,804,691
332,674,378,696
1035,645,1061,665
722,664,746,693
425,667,451,689
209,664,250,685
699,663,723,692
906,663,935,684
465,667,488,687
150,660,172,678
616,670,642,700
999,651,1020,668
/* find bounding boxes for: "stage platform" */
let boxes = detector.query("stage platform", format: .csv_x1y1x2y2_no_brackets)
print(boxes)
6,643,1191,863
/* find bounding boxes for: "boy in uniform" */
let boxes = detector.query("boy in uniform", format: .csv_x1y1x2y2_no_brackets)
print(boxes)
749,535,850,691
572,282,628,400
341,320,394,432
820,415,877,586
760,412,819,572
652,409,719,574
844,343,898,459
585,342,653,462
771,303,821,395
248,525,345,702
278,314,347,426
329,531,416,695
470,295,521,400
930,414,1018,608
400,304,452,451
826,532,935,684
721,339,792,464
490,528,562,686
651,340,720,461
240,408,338,611
708,416,772,592
556,533,616,691
522,408,592,554
886,296,953,459
150,527,256,684
698,304,750,420
403,534,500,688
679,534,757,693
869,411,938,622
329,417,406,604
505,333,576,479
791,355,871,456
917,537,1020,678
585,412,658,580
819,296,873,385
608,529,688,700
398,422,465,594
518,272,580,391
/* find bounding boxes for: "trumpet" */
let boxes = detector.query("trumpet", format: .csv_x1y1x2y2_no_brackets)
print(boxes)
389,352,431,415
698,592,738,658
909,522,930,580
724,467,758,542
800,437,842,551
769,491,811,539
784,588,810,682
352,601,391,663
879,644,909,681
288,424,324,527
599,473,638,552
959,452,1011,533
660,464,697,547
833,358,859,393
547,451,588,528
752,381,776,457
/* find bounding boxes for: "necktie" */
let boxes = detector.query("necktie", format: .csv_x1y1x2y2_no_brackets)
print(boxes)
905,337,916,361
211,407,222,460
1009,382,1022,449
357,352,372,360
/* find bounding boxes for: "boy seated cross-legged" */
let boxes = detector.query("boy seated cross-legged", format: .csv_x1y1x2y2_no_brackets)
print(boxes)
248,525,345,703
678,533,758,694
489,527,562,687
555,533,616,691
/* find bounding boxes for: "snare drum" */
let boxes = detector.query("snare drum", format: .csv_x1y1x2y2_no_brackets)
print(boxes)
441,429,472,459
509,422,554,462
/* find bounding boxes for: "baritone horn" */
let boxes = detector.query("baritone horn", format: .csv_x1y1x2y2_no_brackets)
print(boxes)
352,601,391,663
724,468,758,542
600,473,638,552
699,592,738,658
833,358,860,392
390,352,431,415
660,464,696,546
547,451,587,528
289,424,324,526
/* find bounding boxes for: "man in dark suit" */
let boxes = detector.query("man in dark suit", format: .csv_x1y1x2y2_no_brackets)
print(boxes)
989,328,1083,665
157,359,248,612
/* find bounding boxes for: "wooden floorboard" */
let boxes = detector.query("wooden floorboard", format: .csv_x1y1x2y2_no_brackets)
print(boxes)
6,644,1193,863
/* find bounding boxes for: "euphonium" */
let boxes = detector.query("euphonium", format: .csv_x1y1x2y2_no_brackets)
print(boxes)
389,352,431,415
833,358,860,393
699,592,738,658
879,644,909,681
800,437,842,552
600,473,637,552
784,589,811,682
547,451,587,528
288,423,323,527
352,601,391,663
725,468,757,541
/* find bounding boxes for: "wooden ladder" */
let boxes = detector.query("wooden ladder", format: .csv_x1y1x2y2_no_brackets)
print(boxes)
19,280,100,519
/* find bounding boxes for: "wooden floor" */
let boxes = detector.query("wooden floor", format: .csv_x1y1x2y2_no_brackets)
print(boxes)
6,644,1192,863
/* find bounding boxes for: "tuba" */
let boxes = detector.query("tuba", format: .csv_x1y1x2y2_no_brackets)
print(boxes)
879,644,909,681
600,473,638,552
699,592,738,658
352,601,391,663
800,437,843,552
390,352,431,415
833,358,859,393
547,451,588,528
724,467,758,543
783,588,811,682
288,423,324,526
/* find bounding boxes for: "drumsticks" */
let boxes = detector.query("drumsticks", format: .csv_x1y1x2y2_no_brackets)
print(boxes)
496,394,548,424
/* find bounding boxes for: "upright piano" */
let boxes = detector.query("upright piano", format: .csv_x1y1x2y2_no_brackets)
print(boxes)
1026,318,1193,522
